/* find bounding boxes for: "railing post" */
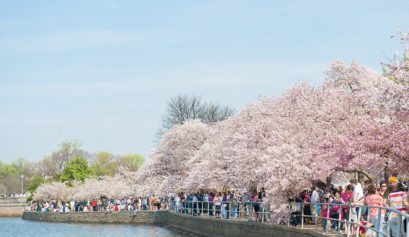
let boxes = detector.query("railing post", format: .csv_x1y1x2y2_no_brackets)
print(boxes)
239,202,241,220
386,211,391,237
315,203,318,229
365,206,370,237
397,214,402,237
337,204,342,237
355,206,361,237
326,204,330,233
249,201,253,222
346,203,352,237
228,201,231,219
301,202,304,229
376,206,382,237
207,200,210,217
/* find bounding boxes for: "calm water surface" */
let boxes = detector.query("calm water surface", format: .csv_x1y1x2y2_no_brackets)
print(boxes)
0,217,190,237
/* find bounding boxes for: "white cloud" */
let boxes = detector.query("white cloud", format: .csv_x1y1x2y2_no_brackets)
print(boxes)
0,30,140,52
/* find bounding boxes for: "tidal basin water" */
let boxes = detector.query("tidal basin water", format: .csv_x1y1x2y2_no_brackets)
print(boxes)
0,217,190,237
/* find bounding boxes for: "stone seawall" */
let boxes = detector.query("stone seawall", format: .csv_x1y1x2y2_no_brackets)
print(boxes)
155,212,325,237
22,211,325,237
0,205,25,217
22,211,157,224
0,197,26,217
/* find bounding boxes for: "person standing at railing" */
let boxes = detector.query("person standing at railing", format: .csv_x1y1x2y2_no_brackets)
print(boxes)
364,184,385,233
387,181,407,237
252,192,261,222
203,192,209,214
230,192,238,219
221,192,228,219
154,195,161,210
302,189,312,224
321,195,330,231
329,199,342,230
91,199,97,212
261,193,270,222
310,186,319,225
191,193,198,216
225,192,231,219
174,194,181,212
288,191,302,226
214,192,222,218
351,179,364,234
340,184,353,234
208,192,214,216
149,195,155,211
198,192,204,215
69,200,75,212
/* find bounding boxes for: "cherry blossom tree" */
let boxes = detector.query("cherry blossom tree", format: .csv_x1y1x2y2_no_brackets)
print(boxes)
181,61,409,222
33,182,73,202
384,31,409,86
71,175,133,199
32,51,409,224
134,120,212,195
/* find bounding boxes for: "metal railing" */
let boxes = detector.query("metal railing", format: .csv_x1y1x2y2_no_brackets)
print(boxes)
169,200,409,237
297,202,409,237
25,199,409,237
171,200,273,223
0,197,27,206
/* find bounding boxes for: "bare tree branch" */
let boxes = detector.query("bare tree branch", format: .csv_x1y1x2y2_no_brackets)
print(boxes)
159,94,234,137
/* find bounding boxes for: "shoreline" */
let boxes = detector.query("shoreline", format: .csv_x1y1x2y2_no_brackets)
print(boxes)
22,211,325,237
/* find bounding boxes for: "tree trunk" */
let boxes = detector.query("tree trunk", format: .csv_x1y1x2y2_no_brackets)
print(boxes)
384,161,389,183
326,175,332,186
343,168,375,184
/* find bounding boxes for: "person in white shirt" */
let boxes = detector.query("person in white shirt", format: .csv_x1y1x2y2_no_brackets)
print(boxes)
351,179,364,218
310,186,319,225
349,179,364,235
174,195,181,212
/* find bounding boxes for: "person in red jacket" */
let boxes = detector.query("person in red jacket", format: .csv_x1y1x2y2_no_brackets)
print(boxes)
91,199,97,212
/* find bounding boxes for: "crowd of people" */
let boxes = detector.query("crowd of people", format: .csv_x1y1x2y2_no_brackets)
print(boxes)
30,194,167,213
28,177,409,236
172,189,270,221
0,193,27,198
29,188,271,222
288,177,408,236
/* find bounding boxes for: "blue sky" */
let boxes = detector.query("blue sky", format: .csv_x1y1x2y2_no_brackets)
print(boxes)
1,0,408,163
